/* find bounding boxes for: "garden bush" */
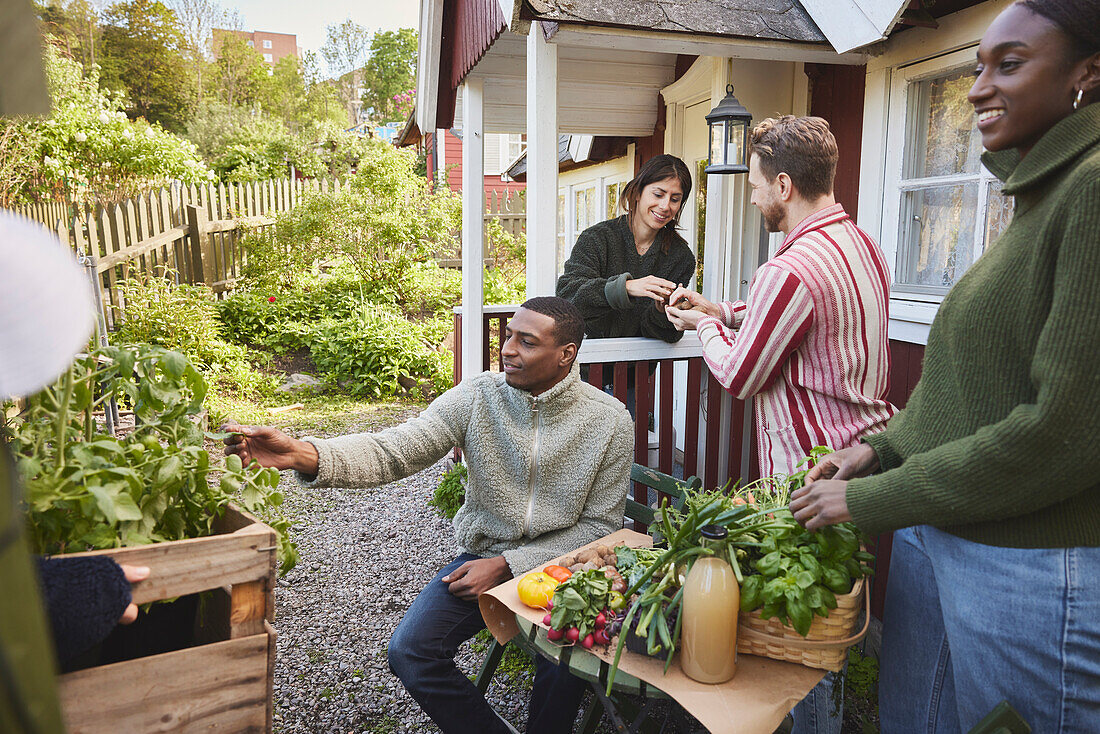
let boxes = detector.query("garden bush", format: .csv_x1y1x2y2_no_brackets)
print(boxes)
113,273,278,398
4,343,296,570
307,306,452,400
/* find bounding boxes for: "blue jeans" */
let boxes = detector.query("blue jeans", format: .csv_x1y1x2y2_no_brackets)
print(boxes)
387,554,588,734
791,671,843,734
880,525,1100,732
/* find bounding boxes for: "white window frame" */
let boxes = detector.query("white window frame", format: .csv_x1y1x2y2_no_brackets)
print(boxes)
883,47,1003,303
263,53,273,63
858,0,1012,342
263,39,272,49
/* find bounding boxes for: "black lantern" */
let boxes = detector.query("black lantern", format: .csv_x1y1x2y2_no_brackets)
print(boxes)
705,84,752,175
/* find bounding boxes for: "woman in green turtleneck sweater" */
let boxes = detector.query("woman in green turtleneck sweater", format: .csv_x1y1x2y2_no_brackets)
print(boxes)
789,1,1100,730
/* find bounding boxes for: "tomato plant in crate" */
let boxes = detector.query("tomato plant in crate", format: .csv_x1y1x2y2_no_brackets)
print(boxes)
3,343,296,569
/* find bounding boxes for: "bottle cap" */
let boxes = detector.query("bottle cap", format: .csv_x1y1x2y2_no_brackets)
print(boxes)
700,525,728,540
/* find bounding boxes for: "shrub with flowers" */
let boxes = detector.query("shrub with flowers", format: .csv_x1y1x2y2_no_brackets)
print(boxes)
0,46,213,208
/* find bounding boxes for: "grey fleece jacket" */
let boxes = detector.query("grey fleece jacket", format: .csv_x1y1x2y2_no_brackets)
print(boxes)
296,364,634,576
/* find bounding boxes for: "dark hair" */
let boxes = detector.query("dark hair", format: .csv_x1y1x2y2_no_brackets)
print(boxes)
620,154,693,252
520,296,585,350
750,116,838,199
1019,0,1100,62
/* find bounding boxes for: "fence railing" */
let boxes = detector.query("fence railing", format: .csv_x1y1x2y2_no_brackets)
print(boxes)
14,178,345,329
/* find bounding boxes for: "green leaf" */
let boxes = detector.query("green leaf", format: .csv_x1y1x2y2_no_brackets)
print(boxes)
113,492,144,522
161,350,187,378
88,485,120,524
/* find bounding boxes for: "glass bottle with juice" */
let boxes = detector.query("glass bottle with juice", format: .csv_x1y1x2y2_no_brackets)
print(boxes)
680,524,740,683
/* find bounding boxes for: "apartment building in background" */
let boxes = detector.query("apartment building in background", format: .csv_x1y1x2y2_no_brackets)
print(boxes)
212,29,299,66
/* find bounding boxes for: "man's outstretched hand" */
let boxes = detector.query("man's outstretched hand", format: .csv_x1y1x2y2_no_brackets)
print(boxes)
442,556,513,601
221,423,319,475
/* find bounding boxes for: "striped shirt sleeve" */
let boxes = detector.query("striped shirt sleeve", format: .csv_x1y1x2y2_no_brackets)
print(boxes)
696,264,814,400
718,300,747,329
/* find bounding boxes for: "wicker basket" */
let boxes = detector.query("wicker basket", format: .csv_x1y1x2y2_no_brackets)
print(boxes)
736,576,869,671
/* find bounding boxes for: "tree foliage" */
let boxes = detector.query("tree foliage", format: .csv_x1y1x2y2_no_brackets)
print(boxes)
361,28,417,124
98,0,191,132
0,45,212,207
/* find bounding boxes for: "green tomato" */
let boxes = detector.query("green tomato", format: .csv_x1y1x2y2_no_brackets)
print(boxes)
226,453,243,473
607,590,627,612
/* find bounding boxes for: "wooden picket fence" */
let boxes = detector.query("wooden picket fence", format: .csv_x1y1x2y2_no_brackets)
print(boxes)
435,189,526,268
14,178,525,328
14,178,344,330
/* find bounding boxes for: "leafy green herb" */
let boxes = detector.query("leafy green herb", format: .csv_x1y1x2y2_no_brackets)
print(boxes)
429,462,466,520
549,569,612,639
4,344,297,572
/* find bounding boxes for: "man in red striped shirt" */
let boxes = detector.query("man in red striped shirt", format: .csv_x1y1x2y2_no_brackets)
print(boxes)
667,115,896,478
666,116,896,734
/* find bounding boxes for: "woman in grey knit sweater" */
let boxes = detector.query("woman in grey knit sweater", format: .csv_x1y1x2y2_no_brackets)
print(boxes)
556,154,696,343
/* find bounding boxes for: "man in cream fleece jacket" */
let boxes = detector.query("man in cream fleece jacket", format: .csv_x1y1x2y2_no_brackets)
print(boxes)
223,296,633,734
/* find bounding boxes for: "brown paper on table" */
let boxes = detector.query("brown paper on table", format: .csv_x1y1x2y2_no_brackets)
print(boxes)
479,529,825,734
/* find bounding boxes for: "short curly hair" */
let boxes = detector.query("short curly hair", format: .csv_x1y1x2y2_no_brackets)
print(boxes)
520,296,585,350
750,116,838,199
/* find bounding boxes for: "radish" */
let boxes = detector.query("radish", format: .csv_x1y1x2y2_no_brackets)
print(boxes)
547,627,564,641
565,627,580,643
593,630,610,646
581,633,595,649
543,613,552,626
545,601,553,610
594,612,606,629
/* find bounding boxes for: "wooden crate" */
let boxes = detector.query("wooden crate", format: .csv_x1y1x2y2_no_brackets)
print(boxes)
56,504,278,734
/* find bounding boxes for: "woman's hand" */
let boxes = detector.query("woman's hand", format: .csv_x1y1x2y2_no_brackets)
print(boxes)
118,565,150,624
625,275,677,305
790,480,852,530
664,286,720,330
804,443,879,483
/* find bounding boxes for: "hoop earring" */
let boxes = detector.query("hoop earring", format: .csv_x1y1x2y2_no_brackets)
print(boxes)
1074,88,1083,110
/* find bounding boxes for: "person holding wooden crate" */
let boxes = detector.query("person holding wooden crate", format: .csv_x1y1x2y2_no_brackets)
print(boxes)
792,1,1100,730
664,115,897,734
223,296,634,734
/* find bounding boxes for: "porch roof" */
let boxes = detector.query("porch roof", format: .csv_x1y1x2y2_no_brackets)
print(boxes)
516,0,827,44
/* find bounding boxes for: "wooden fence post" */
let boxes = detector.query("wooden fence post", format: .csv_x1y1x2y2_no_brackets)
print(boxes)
185,204,216,286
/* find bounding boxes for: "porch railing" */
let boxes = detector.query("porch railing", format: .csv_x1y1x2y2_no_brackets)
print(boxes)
453,307,751,531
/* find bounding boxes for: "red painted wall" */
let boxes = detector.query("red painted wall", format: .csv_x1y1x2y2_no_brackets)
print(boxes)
807,63,867,222
867,339,927,619
425,130,525,197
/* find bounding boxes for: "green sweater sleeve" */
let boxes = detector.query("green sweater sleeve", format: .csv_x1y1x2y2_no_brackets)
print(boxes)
847,178,1100,536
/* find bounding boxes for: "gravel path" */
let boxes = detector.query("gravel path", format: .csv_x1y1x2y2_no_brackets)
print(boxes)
270,407,537,734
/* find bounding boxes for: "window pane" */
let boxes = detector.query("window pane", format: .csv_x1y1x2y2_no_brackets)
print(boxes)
557,194,567,275
899,183,979,288
695,159,707,287
574,189,586,231
906,67,983,178
606,182,620,221
984,180,1014,249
